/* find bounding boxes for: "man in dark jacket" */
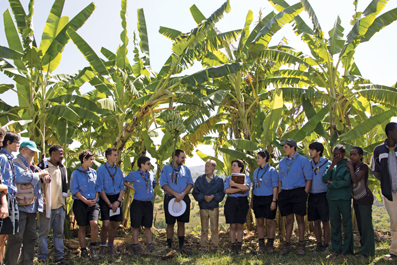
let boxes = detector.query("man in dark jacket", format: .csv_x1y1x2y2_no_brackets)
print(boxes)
371,122,397,258
192,160,225,253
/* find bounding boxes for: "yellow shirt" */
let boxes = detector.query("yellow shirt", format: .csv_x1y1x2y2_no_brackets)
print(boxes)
46,161,66,210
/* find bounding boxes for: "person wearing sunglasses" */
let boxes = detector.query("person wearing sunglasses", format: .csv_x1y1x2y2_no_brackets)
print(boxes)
70,150,100,260
278,139,313,256
0,130,20,264
322,144,353,258
97,148,125,257
124,156,157,254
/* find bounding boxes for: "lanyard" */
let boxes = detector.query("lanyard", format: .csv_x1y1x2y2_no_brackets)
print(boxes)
170,162,180,184
138,169,150,193
256,165,269,188
285,155,298,175
311,160,328,175
0,150,16,185
105,163,117,187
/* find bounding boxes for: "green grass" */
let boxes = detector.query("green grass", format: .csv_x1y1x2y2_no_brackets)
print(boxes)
48,237,396,265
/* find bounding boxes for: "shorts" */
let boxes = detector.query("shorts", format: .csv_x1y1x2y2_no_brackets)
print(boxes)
0,193,19,235
99,194,123,222
73,199,100,226
308,192,329,222
278,187,308,217
164,195,190,224
130,200,153,228
224,196,249,224
252,195,277,220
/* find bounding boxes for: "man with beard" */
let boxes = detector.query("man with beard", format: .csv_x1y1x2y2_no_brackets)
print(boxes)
160,150,193,254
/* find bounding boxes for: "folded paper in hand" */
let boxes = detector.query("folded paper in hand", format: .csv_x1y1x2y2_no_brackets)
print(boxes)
109,207,120,217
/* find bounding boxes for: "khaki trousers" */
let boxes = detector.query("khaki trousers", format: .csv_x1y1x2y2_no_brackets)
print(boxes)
200,208,219,250
384,193,397,255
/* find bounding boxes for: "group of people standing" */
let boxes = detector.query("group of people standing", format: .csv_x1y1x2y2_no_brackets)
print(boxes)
0,129,67,264
0,121,396,263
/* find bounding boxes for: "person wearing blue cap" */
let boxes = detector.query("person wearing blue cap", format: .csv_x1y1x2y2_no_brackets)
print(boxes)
70,150,101,260
97,148,125,257
4,141,50,265
0,131,20,264
278,139,313,256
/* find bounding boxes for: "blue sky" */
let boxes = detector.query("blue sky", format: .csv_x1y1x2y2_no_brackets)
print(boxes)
1,0,396,166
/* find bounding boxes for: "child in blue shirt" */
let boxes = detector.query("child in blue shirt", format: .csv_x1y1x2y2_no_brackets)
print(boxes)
70,150,100,260
124,156,157,254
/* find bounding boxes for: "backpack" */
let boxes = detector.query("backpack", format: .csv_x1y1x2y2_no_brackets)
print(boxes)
13,157,37,206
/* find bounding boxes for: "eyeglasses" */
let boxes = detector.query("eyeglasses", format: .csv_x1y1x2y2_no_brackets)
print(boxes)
13,141,20,144
146,162,151,166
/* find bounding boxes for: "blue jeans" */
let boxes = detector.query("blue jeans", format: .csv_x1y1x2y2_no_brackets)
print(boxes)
38,207,65,261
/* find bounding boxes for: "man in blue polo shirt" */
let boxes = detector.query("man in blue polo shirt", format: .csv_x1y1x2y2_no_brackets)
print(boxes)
4,141,50,264
308,142,331,253
278,139,313,256
160,149,193,254
124,156,157,254
97,148,125,257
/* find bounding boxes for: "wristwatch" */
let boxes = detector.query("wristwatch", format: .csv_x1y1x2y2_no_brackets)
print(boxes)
181,192,185,195
117,200,122,204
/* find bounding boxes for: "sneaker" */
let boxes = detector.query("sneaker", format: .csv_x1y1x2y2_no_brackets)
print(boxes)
280,243,292,256
265,242,274,254
81,249,89,259
146,244,155,253
98,246,108,258
296,242,305,256
133,244,142,255
90,246,99,260
109,246,120,257
258,242,265,253
179,246,191,255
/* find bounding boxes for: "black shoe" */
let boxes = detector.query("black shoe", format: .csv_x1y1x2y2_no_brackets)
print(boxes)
81,249,89,259
180,246,191,255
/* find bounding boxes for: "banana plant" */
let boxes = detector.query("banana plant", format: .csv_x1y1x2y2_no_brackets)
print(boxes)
261,0,397,153
0,0,96,154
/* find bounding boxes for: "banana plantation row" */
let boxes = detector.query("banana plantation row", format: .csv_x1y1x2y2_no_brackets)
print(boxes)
1,0,397,241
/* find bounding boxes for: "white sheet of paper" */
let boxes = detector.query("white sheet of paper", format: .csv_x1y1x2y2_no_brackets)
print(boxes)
109,207,120,217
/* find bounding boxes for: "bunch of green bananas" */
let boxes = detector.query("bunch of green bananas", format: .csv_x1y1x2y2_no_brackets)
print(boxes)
163,110,185,135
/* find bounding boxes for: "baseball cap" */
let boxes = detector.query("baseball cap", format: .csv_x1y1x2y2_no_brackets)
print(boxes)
280,139,297,148
20,141,40,153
